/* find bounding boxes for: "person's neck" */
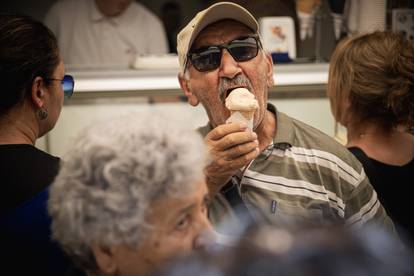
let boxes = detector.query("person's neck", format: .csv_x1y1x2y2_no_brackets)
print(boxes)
347,123,414,166
0,109,38,145
255,109,276,152
94,0,127,17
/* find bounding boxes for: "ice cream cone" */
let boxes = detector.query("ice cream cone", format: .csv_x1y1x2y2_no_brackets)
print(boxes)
236,110,255,120
227,110,256,130
225,88,258,130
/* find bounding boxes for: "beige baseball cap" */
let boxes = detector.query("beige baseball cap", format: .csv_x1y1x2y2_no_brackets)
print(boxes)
176,1,259,73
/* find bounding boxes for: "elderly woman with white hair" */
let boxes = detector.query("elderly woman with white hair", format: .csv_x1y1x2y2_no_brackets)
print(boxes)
48,113,213,276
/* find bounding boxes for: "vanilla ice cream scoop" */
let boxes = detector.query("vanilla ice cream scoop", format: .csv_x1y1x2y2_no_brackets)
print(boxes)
225,88,259,111
225,88,258,130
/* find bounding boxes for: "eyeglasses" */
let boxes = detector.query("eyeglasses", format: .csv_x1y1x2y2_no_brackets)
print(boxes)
187,36,261,72
47,74,75,99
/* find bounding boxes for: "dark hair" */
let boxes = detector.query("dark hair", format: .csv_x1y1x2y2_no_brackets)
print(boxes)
327,31,414,131
161,1,180,13
0,13,59,114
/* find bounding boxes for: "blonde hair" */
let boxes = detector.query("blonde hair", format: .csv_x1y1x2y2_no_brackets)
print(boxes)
327,31,414,131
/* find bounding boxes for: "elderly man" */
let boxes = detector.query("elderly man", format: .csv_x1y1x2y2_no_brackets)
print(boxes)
176,2,395,233
48,113,213,276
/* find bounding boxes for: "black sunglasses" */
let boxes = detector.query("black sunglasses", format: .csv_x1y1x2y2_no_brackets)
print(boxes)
187,36,261,72
47,74,75,99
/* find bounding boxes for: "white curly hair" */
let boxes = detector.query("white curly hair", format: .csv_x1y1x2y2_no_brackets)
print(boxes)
48,112,207,271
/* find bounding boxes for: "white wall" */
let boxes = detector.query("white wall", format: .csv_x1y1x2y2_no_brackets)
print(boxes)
269,98,334,137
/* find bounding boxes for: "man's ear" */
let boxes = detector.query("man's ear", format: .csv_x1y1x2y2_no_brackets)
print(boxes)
264,52,274,88
31,76,46,109
178,72,199,106
90,243,117,275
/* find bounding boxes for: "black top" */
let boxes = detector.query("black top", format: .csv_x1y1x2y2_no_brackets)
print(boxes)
0,144,71,275
1,144,60,213
348,147,414,240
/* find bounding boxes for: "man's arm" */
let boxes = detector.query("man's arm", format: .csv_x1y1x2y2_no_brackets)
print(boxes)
203,122,259,197
344,173,397,236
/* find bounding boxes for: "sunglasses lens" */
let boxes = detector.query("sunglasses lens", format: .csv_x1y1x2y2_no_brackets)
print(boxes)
188,37,259,72
190,47,221,72
62,75,74,98
228,37,259,62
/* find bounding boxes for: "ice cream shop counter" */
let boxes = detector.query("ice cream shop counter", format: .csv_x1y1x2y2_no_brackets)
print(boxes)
67,62,329,101
40,62,334,156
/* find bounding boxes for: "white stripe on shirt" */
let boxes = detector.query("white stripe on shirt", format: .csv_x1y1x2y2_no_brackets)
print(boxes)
346,191,380,226
272,146,364,187
243,170,345,217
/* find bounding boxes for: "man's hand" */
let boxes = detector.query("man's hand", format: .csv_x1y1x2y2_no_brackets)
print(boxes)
204,122,260,197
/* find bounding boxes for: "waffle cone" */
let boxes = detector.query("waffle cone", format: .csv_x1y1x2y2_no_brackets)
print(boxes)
231,110,255,120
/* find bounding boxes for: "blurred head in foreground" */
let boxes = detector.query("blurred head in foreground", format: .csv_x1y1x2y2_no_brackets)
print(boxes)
161,223,414,276
48,113,213,276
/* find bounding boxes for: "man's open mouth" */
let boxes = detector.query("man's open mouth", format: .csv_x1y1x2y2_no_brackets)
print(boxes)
222,86,247,103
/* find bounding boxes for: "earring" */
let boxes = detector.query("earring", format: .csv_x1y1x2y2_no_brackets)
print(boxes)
37,108,48,120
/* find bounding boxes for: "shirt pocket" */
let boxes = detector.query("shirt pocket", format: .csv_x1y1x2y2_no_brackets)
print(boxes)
269,200,325,224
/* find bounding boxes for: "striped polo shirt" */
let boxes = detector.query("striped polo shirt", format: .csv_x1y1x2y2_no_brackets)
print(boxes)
199,104,395,234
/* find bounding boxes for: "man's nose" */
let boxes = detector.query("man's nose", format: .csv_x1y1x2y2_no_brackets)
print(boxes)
218,49,242,79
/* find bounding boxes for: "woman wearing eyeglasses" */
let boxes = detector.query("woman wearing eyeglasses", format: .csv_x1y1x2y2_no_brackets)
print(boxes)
0,13,74,275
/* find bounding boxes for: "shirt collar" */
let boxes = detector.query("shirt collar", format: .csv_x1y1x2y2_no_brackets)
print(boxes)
89,0,105,22
267,103,294,149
